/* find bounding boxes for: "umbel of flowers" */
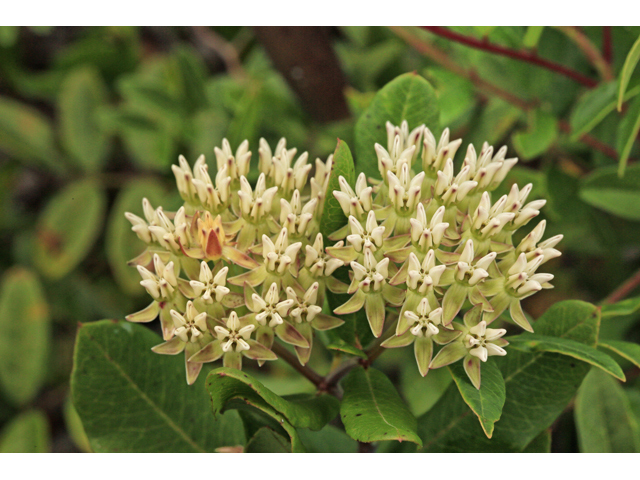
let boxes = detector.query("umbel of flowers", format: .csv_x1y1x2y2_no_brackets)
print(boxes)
125,120,561,389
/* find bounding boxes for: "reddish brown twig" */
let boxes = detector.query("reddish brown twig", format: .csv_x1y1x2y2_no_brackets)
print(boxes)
390,27,619,161
270,342,324,387
603,26,613,65
422,26,598,88
604,266,640,304
555,26,614,81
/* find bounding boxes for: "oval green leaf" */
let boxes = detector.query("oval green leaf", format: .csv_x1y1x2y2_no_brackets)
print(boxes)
0,267,50,406
448,360,506,438
575,369,640,452
512,109,558,161
340,366,422,446
0,410,51,453
34,179,106,279
71,320,245,452
599,340,640,369
59,67,110,172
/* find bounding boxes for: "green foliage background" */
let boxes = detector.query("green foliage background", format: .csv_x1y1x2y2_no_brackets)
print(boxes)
2,26,640,452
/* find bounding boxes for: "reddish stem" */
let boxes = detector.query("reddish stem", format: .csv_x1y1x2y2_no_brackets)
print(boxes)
603,26,613,65
422,26,598,88
604,266,640,304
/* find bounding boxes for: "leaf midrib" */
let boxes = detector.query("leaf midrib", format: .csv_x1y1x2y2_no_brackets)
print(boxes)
85,330,206,453
362,369,410,442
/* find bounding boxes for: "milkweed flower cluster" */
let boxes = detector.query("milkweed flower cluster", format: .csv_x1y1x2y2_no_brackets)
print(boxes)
125,120,561,389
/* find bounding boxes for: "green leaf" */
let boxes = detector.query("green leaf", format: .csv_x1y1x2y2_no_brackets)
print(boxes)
617,34,640,112
319,139,355,240
569,81,617,140
522,430,551,453
58,67,110,172
601,297,640,317
512,109,558,161
616,93,640,176
326,340,367,359
522,26,545,48
0,410,50,453
417,300,600,452
71,320,245,452
575,369,640,452
0,267,50,406
599,340,640,369
298,424,359,453
340,366,422,446
508,333,625,381
245,427,291,453
206,367,338,431
0,96,65,173
355,72,439,181
105,179,169,293
34,179,106,279
448,360,506,438
63,398,91,453
580,164,640,221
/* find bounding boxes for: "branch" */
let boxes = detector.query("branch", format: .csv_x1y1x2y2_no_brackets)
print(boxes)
191,26,245,80
390,26,619,162
270,342,324,388
603,26,613,65
422,26,598,88
555,26,614,81
603,266,640,304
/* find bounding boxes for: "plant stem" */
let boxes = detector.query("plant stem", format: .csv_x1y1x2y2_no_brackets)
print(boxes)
389,26,620,162
421,26,598,88
191,26,246,80
603,266,640,304
554,26,614,81
603,26,613,65
270,342,324,388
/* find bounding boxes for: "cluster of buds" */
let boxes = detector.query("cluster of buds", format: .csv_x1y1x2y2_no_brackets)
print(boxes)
125,119,560,389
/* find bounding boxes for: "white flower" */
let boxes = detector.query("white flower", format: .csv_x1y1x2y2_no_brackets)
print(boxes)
286,283,323,323
505,253,554,298
280,189,317,237
422,127,463,174
333,173,373,219
376,122,423,182
304,234,343,277
171,301,208,343
214,311,255,353
251,283,294,328
350,248,389,292
190,262,230,303
137,254,178,300
258,137,297,179
214,138,251,181
346,210,385,253
462,142,518,191
387,162,425,213
516,220,563,264
310,155,333,214
469,191,516,240
464,320,507,362
434,158,478,206
191,159,231,212
262,228,302,274
405,297,443,338
495,183,547,230
406,251,447,294
455,240,496,286
171,155,200,203
124,198,162,244
237,173,278,223
270,145,311,196
410,203,449,250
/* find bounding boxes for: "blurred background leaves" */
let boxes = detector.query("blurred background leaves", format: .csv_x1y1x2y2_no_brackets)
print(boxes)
1,25,640,452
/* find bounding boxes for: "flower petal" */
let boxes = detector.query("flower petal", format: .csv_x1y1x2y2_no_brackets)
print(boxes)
463,354,482,390
429,341,467,369
126,301,160,323
414,337,434,377
188,340,224,363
